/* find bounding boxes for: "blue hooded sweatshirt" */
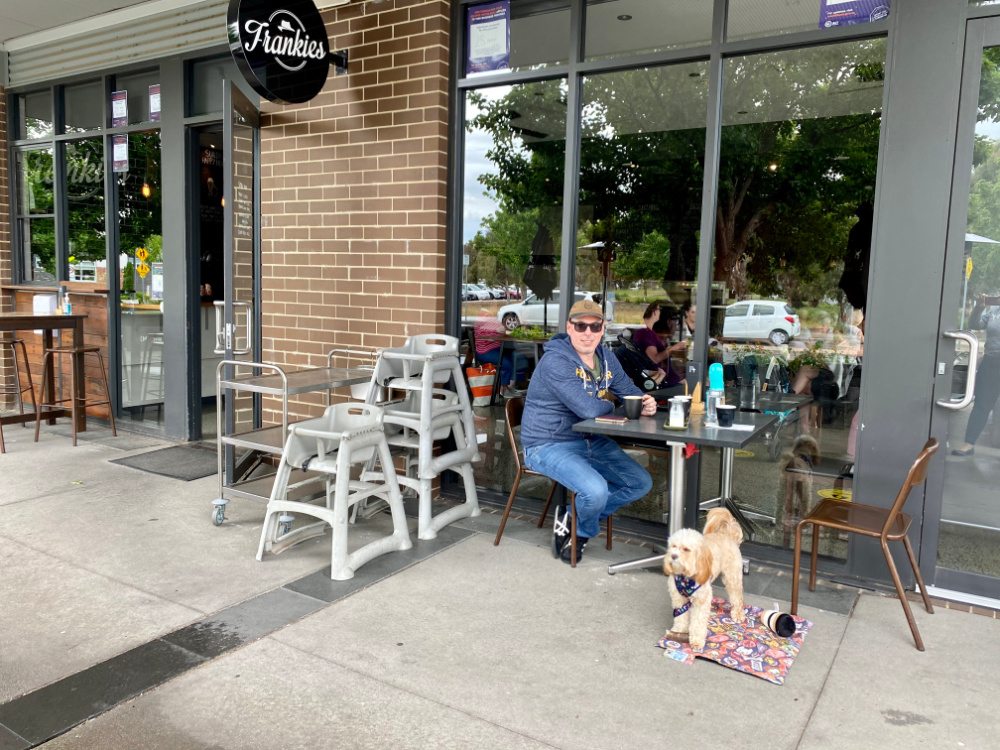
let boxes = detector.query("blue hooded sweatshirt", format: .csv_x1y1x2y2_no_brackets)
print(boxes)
520,333,643,449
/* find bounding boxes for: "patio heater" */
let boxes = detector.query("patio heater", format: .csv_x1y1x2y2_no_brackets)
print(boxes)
524,223,558,331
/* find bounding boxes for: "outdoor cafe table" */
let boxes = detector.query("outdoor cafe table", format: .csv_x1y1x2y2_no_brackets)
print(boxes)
572,408,777,575
0,312,88,432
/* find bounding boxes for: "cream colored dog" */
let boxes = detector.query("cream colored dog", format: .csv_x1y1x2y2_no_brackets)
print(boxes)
664,508,746,650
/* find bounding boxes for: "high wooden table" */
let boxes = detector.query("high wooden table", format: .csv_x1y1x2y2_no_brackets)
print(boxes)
0,313,89,432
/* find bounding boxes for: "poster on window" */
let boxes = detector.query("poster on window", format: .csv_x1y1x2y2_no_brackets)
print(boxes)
820,0,890,29
149,84,161,122
112,135,128,172
466,1,510,76
111,90,128,127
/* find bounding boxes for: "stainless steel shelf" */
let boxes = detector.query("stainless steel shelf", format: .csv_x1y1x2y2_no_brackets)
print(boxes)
219,366,371,396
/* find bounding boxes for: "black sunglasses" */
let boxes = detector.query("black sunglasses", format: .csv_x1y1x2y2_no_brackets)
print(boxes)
571,321,604,333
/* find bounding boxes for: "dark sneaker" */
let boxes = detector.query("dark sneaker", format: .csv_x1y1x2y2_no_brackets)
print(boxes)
552,505,571,559
561,535,589,565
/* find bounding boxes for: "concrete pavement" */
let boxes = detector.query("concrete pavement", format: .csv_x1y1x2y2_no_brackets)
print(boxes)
0,422,996,749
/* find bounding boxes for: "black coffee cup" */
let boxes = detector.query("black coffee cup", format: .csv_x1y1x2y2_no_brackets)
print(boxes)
717,404,736,427
624,395,643,420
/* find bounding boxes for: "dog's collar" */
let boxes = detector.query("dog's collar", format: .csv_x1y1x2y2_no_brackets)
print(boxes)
672,574,701,618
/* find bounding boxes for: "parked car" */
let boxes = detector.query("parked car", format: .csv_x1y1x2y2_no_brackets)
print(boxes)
506,285,521,300
722,300,800,345
491,286,507,299
497,291,614,331
463,284,491,301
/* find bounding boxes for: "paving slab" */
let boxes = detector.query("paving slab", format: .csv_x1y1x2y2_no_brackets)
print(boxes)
797,592,1000,750
0,541,201,704
0,468,369,613
36,637,553,750
272,534,849,750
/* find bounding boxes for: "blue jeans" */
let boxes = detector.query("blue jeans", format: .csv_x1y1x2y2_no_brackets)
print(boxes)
524,435,653,539
477,346,528,385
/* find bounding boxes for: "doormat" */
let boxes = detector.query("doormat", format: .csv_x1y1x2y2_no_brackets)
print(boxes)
657,598,813,685
110,445,217,481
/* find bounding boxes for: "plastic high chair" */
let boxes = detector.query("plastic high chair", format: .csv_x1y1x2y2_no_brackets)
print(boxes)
256,402,412,581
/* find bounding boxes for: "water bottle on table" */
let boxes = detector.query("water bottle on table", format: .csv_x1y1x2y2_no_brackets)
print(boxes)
705,362,725,426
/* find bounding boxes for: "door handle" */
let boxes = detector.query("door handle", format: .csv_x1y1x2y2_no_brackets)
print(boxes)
936,330,979,410
232,301,253,355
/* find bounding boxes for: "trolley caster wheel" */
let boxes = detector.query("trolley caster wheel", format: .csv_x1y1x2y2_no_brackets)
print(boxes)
212,498,229,526
279,514,295,536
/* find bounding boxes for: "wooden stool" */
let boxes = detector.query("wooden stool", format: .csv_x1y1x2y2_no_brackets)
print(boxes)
34,346,116,446
1,338,38,453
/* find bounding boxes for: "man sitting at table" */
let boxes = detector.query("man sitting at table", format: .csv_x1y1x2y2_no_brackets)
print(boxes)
521,299,657,564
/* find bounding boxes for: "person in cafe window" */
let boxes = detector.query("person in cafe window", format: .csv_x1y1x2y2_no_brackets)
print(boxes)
632,302,687,387
952,293,1000,456
521,300,656,565
474,309,529,399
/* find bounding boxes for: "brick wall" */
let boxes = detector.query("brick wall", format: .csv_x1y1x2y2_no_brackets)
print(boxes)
259,0,450,421
1,85,12,408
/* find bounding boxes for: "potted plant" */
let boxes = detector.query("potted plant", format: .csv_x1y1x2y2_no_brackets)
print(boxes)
788,342,830,394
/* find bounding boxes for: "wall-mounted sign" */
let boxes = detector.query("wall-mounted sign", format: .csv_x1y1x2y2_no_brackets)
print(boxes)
112,135,129,172
466,1,510,77
149,84,161,122
227,0,334,104
819,0,890,29
111,90,128,127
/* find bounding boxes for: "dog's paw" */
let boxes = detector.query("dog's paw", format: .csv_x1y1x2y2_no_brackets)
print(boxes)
689,637,706,651
731,607,746,624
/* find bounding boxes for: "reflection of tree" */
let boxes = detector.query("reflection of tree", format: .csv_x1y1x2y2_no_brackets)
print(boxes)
466,41,885,301
965,51,1000,300
67,139,106,263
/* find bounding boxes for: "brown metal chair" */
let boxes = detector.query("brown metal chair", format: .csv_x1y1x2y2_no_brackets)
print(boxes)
791,438,938,650
0,338,37,453
493,397,611,567
34,345,116,447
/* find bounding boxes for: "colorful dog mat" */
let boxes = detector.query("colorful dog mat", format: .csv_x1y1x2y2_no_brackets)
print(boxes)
656,598,813,685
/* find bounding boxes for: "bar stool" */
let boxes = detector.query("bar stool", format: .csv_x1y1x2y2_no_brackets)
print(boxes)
0,338,38,454
34,345,116,446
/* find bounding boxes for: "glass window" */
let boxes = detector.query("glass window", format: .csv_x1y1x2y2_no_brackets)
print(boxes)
18,91,53,139
117,131,163,415
67,138,107,280
727,304,750,317
64,80,104,134
116,70,160,124
16,147,54,215
190,57,256,116
509,0,569,72
19,218,56,283
727,0,890,42
461,78,566,498
585,0,711,61
705,39,886,558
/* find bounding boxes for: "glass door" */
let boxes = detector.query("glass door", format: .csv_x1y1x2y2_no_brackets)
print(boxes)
927,17,1000,600
221,81,261,483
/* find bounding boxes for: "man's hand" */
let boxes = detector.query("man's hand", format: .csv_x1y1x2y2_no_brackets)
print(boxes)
641,393,657,416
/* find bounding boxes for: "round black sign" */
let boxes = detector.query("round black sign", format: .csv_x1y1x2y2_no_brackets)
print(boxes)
228,0,330,105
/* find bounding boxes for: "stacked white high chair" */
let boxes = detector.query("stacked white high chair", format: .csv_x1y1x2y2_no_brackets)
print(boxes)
256,402,412,581
364,334,481,540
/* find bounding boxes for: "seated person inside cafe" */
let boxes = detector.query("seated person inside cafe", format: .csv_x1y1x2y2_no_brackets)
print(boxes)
521,299,657,564
633,302,687,387
474,308,529,398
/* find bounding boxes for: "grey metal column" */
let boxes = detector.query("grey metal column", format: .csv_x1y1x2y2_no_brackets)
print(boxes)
159,57,190,440
853,0,967,583
556,0,584,322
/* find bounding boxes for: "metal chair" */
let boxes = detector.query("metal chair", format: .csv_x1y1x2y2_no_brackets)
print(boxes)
256,403,412,581
0,338,37,454
791,438,938,650
493,397,612,568
33,345,116,446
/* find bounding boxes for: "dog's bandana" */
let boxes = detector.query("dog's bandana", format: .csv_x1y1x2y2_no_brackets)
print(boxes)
672,574,701,618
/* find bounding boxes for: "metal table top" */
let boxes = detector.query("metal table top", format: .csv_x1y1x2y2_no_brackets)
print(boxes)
573,409,778,449
219,366,372,396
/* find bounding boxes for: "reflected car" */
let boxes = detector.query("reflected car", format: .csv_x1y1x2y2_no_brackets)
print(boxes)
722,300,801,345
497,291,613,331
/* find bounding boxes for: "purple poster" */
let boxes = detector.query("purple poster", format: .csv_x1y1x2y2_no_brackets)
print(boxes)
111,90,127,128
112,135,128,173
466,1,510,76
820,0,890,29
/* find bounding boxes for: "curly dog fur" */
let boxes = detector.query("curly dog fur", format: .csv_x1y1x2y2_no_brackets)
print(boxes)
664,508,746,651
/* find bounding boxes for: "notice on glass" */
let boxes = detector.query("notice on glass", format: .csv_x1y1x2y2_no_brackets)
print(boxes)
466,1,510,76
111,90,128,127
820,0,890,29
149,84,161,122
112,135,128,172
151,263,164,300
